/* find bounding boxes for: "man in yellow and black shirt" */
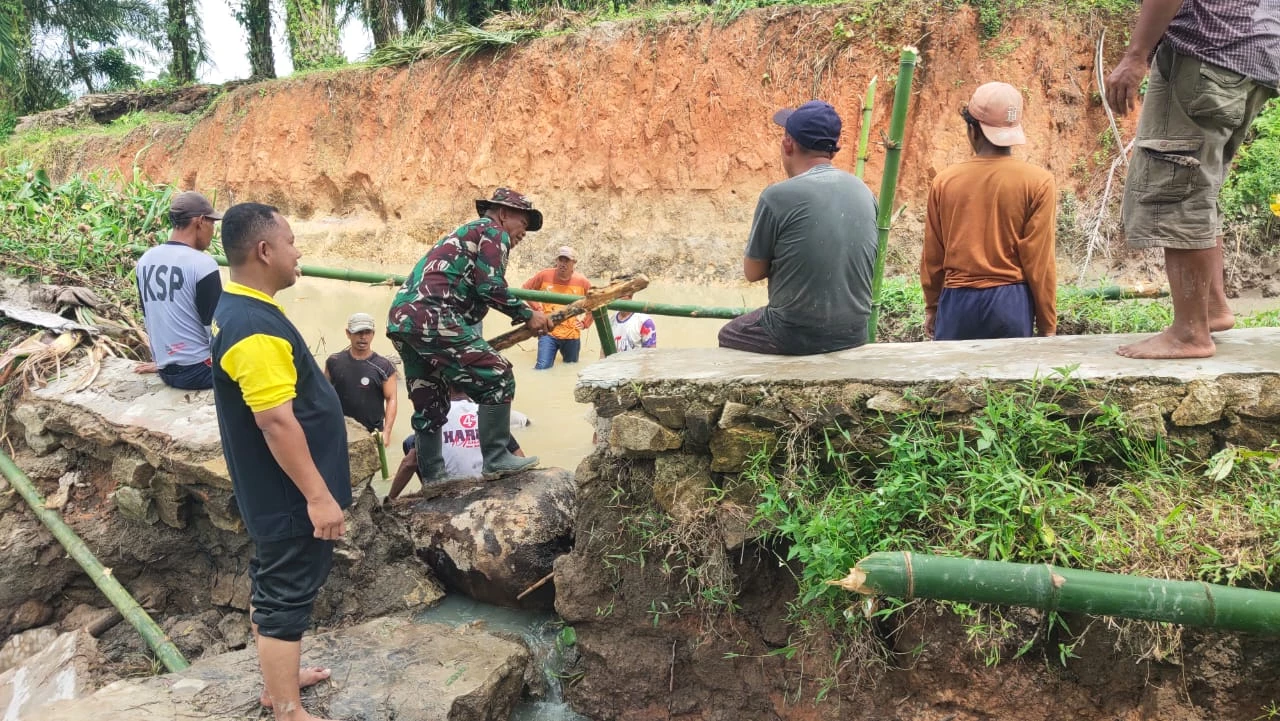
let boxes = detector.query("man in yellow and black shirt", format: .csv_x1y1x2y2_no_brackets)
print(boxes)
211,202,350,721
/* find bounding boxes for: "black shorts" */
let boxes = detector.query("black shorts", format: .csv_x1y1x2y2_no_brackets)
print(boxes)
248,535,334,642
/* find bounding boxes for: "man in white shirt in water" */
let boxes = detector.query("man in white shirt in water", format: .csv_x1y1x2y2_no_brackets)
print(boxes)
384,388,530,501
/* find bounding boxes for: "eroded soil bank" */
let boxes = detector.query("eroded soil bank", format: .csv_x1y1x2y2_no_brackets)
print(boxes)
19,4,1134,282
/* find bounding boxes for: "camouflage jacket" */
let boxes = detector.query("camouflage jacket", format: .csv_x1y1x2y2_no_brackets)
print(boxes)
388,218,533,335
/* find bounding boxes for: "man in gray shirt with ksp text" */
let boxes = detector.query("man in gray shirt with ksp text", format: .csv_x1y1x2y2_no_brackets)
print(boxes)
718,100,878,355
135,191,223,389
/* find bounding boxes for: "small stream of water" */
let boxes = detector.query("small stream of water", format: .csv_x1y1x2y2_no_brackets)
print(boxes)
415,595,591,721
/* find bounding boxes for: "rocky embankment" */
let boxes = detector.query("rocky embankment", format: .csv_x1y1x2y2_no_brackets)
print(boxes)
554,332,1280,721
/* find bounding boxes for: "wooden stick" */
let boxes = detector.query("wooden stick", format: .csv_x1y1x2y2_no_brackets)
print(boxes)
488,275,650,352
516,571,555,600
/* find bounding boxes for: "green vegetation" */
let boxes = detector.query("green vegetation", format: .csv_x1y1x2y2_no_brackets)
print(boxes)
751,369,1280,683
0,161,178,302
1221,99,1280,252
872,277,1277,341
364,0,1137,69
1,110,193,167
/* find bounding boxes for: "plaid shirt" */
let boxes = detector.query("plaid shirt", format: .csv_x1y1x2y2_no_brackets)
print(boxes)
1165,0,1280,88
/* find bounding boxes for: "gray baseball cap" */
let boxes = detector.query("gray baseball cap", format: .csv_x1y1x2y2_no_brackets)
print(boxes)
170,191,222,221
347,313,376,333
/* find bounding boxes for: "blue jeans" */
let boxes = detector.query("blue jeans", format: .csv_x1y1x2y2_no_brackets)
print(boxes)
534,336,581,369
159,360,213,390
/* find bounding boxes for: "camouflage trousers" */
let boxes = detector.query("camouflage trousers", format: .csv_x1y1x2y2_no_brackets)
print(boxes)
387,326,515,433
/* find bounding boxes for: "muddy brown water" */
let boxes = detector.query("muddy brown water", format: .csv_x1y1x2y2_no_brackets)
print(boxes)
263,267,767,490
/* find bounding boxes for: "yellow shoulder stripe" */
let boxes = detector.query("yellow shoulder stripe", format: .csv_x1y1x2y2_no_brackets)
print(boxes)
219,333,297,413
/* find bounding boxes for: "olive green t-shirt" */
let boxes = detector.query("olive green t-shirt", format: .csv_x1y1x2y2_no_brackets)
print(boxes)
745,164,879,354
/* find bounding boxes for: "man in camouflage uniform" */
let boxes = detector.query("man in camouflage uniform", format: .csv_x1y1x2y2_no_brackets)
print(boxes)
387,188,553,482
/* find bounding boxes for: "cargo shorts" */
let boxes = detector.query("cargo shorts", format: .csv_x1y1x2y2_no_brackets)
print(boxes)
1121,43,1277,250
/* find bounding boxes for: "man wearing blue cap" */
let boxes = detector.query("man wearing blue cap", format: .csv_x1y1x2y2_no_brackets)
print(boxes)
718,100,878,355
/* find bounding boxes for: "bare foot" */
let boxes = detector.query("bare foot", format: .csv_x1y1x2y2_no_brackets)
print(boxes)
1209,310,1236,333
1116,329,1215,359
259,666,332,708
134,362,158,374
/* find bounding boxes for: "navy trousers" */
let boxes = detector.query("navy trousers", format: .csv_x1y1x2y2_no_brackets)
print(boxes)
934,283,1034,341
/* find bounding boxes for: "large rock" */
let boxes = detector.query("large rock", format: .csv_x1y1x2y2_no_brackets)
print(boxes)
0,626,59,674
0,630,101,719
401,468,576,611
608,411,683,456
30,618,530,721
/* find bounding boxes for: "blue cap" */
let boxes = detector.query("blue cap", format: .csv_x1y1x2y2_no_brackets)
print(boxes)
772,100,842,153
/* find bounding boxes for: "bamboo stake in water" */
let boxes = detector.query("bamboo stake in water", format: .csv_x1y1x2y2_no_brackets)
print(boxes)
831,552,1280,634
866,47,919,344
373,431,389,481
0,451,190,672
855,75,878,179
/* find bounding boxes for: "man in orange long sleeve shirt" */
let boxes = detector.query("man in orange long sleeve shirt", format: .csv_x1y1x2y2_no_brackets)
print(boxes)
523,246,592,369
921,82,1058,341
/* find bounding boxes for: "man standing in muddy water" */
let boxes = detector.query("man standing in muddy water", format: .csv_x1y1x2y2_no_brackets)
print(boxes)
522,245,592,369
718,100,879,354
1108,0,1279,359
211,203,351,721
387,188,554,485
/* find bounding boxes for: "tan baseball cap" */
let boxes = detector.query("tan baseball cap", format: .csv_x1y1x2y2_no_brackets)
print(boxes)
170,191,222,221
556,245,577,261
346,312,376,333
967,82,1027,147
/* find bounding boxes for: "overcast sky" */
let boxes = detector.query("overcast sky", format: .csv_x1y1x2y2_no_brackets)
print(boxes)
191,0,373,83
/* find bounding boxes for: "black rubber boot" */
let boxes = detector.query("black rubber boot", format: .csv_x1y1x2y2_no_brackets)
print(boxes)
415,428,448,485
478,403,538,478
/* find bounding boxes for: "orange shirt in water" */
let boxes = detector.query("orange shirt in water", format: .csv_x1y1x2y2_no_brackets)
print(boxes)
522,269,592,340
921,155,1058,335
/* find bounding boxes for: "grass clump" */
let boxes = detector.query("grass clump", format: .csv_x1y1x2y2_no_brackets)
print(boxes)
871,276,1276,342
1221,99,1280,253
0,161,178,303
750,369,1280,682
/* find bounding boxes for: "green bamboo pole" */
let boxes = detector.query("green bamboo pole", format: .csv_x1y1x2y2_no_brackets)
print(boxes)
855,75,878,179
867,47,919,344
373,432,389,481
1077,285,1169,300
593,308,617,356
127,247,747,320
831,552,1280,634
0,451,190,671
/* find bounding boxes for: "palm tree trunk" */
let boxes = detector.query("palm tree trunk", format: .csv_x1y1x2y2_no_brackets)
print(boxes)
365,0,397,48
400,0,425,33
65,34,95,94
239,0,275,79
285,0,342,71
165,0,196,84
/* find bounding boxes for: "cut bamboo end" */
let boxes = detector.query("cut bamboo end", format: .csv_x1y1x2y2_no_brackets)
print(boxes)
827,567,871,594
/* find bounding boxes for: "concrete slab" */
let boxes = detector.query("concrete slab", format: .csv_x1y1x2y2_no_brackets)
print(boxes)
577,328,1280,392
29,617,529,721
17,356,378,487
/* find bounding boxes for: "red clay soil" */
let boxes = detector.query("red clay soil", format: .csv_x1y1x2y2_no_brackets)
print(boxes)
31,4,1135,278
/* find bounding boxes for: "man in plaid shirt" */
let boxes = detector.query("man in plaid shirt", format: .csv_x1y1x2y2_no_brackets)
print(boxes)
1108,0,1278,359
